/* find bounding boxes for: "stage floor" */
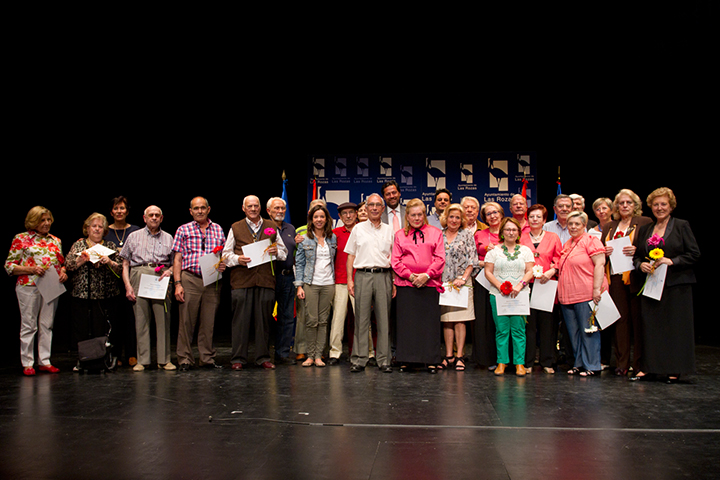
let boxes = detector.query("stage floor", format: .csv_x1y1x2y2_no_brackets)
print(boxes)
2,345,720,480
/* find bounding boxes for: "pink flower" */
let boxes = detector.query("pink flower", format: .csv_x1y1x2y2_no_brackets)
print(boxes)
155,266,163,274
264,228,276,237
647,234,665,248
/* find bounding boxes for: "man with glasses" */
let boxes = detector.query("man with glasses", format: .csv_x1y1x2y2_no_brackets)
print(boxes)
345,194,395,373
266,197,297,365
172,196,226,371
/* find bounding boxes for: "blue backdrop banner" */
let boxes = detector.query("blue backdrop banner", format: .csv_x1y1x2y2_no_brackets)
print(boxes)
307,152,537,226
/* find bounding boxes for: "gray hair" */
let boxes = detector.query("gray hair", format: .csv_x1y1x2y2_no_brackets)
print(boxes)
460,196,479,208
267,197,286,210
567,210,588,225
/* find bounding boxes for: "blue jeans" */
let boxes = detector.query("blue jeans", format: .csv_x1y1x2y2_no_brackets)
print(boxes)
273,271,296,359
560,302,601,371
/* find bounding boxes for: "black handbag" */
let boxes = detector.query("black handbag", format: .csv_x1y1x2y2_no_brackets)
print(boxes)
78,336,109,362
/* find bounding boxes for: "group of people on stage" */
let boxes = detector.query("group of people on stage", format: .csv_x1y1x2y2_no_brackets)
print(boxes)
5,181,701,383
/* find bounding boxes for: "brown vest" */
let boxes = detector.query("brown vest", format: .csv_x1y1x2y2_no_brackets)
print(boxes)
229,218,279,290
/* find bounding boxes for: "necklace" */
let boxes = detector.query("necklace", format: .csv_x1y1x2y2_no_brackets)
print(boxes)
502,244,521,261
529,230,544,243
112,225,128,246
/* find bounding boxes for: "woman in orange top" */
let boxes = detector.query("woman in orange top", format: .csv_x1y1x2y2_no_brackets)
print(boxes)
557,211,608,376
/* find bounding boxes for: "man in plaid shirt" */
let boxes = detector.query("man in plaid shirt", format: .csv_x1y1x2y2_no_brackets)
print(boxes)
172,196,227,370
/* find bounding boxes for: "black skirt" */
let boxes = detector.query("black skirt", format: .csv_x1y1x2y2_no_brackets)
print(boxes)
395,286,441,364
640,284,696,375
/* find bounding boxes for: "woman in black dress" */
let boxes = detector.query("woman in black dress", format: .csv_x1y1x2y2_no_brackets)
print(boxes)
632,188,700,383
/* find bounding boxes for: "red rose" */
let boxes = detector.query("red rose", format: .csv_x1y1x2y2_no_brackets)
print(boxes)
212,246,223,255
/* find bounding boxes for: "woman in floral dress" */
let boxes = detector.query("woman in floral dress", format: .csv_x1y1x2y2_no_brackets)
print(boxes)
5,206,68,376
439,204,479,371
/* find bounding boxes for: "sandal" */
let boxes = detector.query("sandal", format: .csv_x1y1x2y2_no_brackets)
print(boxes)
567,367,581,375
455,357,466,371
579,370,597,377
439,356,455,370
302,358,314,367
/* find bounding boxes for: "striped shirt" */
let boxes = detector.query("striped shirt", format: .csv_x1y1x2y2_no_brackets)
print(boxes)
171,220,226,276
119,227,174,267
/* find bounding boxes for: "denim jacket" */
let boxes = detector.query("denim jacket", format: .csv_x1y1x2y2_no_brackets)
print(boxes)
294,233,337,286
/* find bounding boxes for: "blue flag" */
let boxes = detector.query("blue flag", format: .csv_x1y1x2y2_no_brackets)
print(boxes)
281,176,291,224
554,179,562,220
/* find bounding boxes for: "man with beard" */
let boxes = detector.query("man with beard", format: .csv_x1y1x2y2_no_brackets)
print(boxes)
266,197,297,365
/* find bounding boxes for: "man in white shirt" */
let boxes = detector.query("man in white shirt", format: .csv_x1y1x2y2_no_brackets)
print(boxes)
345,193,395,373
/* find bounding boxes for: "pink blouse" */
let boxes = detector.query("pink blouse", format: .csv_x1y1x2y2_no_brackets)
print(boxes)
392,225,445,288
557,233,608,304
474,228,500,262
520,231,562,281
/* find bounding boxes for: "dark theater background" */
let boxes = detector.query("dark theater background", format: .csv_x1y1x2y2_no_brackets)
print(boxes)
1,2,714,365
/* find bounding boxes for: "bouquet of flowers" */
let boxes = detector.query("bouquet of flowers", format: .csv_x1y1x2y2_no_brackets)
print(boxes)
645,234,665,273
638,234,665,296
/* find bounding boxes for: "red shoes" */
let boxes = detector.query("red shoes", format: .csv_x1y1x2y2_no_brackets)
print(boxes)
38,365,60,374
24,365,60,376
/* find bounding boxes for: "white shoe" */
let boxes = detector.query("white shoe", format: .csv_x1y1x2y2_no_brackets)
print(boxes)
159,362,176,371
133,364,145,372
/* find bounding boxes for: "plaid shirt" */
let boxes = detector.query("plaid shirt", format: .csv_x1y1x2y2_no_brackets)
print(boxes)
171,220,226,276
120,227,174,267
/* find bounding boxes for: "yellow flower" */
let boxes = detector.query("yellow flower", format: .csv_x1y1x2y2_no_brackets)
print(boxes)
649,248,664,260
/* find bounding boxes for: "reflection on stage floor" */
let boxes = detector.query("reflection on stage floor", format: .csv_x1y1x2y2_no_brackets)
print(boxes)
2,345,720,479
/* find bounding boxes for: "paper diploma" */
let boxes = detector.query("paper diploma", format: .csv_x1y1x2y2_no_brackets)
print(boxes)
606,236,635,275
588,290,621,330
475,268,493,292
137,274,170,300
529,280,558,313
241,239,275,268
80,243,116,264
439,284,469,308
35,267,66,303
495,290,530,316
199,253,222,287
641,263,667,301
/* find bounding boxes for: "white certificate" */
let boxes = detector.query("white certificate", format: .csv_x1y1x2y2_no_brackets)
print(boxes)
80,243,117,264
495,290,530,316
241,239,275,268
589,290,621,330
641,263,667,301
137,274,170,300
529,280,558,313
199,253,223,287
34,267,66,303
475,268,493,292
607,236,635,275
439,284,469,308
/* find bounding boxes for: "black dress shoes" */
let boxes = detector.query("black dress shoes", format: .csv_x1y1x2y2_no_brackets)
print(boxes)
350,365,365,373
